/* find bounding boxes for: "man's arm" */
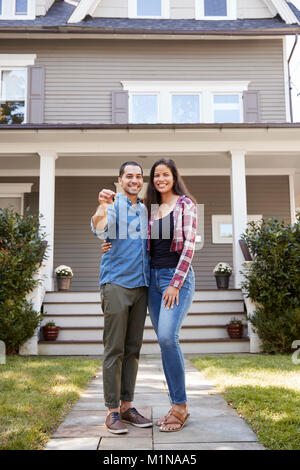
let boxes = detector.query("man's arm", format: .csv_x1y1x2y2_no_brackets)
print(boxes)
92,189,116,232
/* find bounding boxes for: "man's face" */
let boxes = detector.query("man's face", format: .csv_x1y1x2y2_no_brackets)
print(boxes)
118,165,143,196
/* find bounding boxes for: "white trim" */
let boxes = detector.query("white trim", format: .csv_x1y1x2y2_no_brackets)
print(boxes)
263,0,300,25
195,0,237,20
289,174,296,224
283,37,291,122
128,0,170,19
212,214,262,244
68,0,100,24
122,81,249,124
0,0,35,20
0,54,36,67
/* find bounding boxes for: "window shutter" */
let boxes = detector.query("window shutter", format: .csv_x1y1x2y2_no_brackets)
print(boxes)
27,65,45,124
243,90,260,123
112,91,129,124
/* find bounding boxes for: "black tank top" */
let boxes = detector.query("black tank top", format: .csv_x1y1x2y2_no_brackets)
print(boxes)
150,211,180,269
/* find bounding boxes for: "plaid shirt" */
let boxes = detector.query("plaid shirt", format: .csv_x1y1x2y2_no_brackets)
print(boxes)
148,195,197,289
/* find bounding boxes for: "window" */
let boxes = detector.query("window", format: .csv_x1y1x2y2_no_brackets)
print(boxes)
0,54,36,125
131,94,158,123
0,69,26,124
212,215,262,244
128,0,170,18
122,81,248,124
0,0,35,19
196,0,237,20
0,183,34,215
213,94,242,123
15,0,28,15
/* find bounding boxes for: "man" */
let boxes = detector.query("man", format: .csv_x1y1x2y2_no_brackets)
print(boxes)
91,162,152,434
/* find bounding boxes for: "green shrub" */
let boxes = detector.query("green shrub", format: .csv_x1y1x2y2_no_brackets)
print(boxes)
0,208,47,354
241,216,300,353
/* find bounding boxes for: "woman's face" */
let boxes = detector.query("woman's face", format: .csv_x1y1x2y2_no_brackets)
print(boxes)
153,164,174,194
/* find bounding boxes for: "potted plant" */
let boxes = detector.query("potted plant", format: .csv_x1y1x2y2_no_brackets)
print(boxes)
54,265,73,291
42,321,60,341
226,318,244,339
213,262,232,289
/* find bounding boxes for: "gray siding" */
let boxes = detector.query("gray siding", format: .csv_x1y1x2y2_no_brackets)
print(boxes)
3,39,286,123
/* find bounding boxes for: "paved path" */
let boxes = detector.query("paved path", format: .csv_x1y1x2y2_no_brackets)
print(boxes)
44,356,265,451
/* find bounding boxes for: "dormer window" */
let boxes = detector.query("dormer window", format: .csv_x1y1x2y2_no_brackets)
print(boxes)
15,0,28,15
196,0,237,20
0,0,35,19
128,0,170,19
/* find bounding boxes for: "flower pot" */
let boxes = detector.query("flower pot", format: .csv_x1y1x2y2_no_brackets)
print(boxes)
56,276,72,291
214,273,231,289
226,324,244,339
42,326,60,341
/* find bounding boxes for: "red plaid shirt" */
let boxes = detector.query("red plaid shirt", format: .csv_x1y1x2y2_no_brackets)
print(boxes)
148,195,197,289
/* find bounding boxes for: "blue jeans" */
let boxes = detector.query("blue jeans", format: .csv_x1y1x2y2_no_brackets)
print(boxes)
148,267,195,404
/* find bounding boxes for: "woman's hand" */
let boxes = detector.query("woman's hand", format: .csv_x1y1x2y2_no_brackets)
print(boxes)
163,286,179,310
101,241,112,254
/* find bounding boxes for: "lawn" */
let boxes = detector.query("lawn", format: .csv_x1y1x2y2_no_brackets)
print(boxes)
0,356,101,450
191,354,300,450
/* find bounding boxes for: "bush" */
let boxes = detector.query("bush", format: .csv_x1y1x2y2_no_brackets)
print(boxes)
0,207,47,354
241,215,300,353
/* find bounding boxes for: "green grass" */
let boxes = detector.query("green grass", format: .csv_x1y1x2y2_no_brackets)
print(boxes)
191,354,300,450
0,356,101,450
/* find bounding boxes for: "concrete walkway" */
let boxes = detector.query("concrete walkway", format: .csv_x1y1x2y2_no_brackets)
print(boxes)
44,356,265,451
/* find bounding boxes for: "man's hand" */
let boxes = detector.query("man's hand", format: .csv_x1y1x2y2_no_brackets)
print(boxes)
98,189,116,209
163,286,180,310
101,241,112,254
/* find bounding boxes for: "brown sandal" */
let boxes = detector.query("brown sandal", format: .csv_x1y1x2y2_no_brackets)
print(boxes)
159,408,190,433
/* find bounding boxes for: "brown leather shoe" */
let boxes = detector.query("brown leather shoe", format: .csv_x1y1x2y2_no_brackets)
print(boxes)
105,412,128,434
120,407,153,428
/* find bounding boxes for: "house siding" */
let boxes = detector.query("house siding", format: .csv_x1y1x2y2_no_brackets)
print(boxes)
0,174,290,290
93,0,274,19
3,39,286,124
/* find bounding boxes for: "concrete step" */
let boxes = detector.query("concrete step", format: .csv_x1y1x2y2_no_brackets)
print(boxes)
44,289,243,303
43,299,245,315
51,324,248,341
41,312,247,328
38,337,250,355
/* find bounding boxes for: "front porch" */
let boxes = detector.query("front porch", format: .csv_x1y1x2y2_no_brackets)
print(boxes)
0,123,299,354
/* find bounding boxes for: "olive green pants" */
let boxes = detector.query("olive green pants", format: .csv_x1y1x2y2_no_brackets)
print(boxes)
100,283,148,409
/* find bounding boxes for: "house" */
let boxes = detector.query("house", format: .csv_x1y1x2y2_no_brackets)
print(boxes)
0,0,300,355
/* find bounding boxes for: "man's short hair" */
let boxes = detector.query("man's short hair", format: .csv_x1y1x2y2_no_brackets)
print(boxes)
119,161,143,178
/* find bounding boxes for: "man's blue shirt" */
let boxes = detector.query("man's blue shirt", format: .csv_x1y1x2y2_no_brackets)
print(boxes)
91,193,150,288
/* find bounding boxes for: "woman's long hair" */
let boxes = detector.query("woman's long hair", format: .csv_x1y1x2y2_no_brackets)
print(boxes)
145,158,196,216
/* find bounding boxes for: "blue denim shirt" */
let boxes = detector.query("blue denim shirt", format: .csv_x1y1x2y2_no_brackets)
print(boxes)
91,193,150,288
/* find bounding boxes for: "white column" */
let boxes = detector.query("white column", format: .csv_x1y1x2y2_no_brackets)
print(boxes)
289,174,296,225
230,150,248,288
39,152,57,291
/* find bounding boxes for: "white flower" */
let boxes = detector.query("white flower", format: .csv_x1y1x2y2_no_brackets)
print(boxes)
55,265,73,277
213,262,232,274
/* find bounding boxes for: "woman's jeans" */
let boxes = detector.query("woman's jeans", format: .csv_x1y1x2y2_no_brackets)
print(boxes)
148,267,195,404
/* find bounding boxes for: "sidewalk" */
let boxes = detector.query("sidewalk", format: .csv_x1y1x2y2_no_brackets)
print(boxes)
44,356,265,451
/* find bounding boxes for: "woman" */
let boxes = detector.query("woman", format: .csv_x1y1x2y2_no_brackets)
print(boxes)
102,158,197,432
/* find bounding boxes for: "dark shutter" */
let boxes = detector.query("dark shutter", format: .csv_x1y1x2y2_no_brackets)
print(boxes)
243,90,260,123
27,65,45,124
112,91,129,124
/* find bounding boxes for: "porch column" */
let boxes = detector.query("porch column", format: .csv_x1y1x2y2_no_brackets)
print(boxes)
229,150,248,288
39,152,57,291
